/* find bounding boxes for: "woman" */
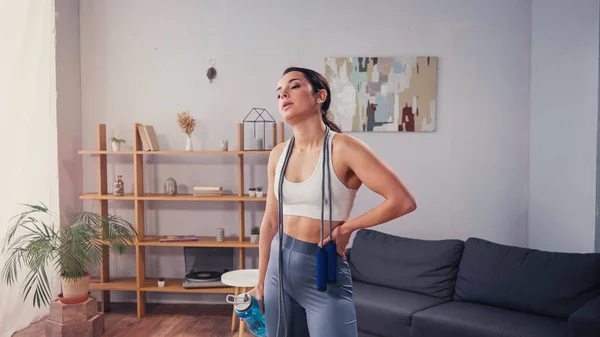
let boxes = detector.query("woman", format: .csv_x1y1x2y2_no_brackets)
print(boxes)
248,67,416,337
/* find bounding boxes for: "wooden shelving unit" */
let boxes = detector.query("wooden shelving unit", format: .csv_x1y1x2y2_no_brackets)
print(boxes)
80,122,285,319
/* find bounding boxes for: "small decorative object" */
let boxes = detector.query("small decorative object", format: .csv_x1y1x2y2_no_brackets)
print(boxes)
158,277,165,287
256,187,263,197
206,59,217,83
110,137,125,151
220,139,229,151
216,228,225,242
243,108,276,150
254,137,264,151
113,175,124,196
163,177,177,195
248,187,256,197
250,226,260,243
177,110,196,151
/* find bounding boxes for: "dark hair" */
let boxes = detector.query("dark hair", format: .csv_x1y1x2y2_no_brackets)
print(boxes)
283,67,342,133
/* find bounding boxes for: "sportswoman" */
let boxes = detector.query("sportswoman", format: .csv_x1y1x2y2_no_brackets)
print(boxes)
248,67,417,337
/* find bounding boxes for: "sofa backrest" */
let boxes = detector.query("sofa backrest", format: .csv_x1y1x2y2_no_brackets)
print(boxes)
348,229,465,300
454,237,600,319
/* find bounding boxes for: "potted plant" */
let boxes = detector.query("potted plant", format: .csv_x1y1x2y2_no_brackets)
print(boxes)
250,226,260,243
1,203,137,308
248,187,256,197
256,186,263,197
110,137,126,151
158,277,165,287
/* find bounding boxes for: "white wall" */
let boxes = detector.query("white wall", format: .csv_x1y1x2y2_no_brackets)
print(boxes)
79,0,532,303
0,1,60,335
528,0,600,253
56,0,83,220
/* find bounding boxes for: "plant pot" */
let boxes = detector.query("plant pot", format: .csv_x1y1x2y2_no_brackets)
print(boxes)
111,141,121,151
250,234,259,243
158,280,165,287
256,191,263,197
248,190,256,197
61,273,91,300
58,292,91,305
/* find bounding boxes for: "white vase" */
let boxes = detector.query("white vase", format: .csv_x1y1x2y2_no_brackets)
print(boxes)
185,135,193,151
111,142,121,151
256,191,264,197
250,234,259,243
248,190,256,197
158,280,165,287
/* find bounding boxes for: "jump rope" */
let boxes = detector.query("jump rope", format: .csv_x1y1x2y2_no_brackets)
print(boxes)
276,126,336,337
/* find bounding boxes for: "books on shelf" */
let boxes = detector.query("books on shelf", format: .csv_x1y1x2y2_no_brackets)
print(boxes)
137,124,160,151
158,235,198,242
193,186,223,197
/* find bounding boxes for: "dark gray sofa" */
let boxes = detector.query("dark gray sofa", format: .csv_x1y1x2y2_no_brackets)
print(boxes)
347,229,600,337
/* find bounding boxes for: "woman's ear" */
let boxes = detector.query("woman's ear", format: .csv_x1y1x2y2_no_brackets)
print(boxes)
316,89,328,104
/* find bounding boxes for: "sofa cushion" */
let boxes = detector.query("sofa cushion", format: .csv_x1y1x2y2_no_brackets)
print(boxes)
411,301,568,337
353,280,448,337
454,237,600,319
348,229,464,299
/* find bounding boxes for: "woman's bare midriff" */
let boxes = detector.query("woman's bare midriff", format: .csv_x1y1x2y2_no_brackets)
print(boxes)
283,215,344,244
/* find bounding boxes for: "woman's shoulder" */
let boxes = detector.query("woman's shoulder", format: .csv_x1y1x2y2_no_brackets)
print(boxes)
332,132,370,153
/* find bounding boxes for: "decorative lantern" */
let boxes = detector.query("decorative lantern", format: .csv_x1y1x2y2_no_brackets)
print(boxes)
242,108,276,150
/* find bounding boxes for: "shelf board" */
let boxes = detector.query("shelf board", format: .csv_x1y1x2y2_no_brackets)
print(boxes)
79,150,271,155
138,150,271,155
78,150,135,154
80,193,136,200
139,236,259,248
89,277,137,291
79,193,265,201
142,278,234,293
138,193,266,201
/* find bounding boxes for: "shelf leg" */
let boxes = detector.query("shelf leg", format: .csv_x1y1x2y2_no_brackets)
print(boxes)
137,291,146,318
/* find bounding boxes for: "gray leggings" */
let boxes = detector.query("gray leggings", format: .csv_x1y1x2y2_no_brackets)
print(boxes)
263,233,358,337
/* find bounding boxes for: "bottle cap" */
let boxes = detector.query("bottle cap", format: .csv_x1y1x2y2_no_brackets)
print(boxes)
225,293,252,312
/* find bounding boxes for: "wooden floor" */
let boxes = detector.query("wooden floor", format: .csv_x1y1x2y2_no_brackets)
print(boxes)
13,303,253,337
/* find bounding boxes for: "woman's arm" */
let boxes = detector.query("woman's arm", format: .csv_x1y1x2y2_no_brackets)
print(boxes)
321,135,416,256
341,134,416,233
255,143,284,291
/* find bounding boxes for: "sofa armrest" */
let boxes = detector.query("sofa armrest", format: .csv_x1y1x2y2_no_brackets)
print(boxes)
569,294,600,337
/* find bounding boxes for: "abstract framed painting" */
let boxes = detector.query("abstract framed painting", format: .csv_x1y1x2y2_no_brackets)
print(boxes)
324,56,438,132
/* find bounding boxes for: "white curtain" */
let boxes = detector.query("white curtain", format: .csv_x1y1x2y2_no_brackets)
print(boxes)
0,0,60,336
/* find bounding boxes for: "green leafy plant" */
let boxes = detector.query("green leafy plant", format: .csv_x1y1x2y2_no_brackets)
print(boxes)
158,277,165,282
251,226,260,235
110,137,126,144
256,187,262,192
1,203,137,308
249,187,256,191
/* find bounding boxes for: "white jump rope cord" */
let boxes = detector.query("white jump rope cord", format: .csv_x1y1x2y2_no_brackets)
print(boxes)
276,127,332,337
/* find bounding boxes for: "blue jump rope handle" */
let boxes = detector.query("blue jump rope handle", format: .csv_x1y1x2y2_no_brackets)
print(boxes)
326,242,337,284
316,247,327,291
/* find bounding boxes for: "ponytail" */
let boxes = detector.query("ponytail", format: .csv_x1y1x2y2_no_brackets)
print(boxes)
322,111,342,133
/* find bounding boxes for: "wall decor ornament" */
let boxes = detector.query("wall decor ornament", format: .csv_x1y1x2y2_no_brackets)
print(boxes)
242,108,275,150
206,59,217,83
324,56,438,132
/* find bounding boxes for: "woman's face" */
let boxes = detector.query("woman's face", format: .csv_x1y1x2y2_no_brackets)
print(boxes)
276,71,320,124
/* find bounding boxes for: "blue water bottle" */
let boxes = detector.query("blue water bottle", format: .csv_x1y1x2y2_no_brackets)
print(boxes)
226,293,267,337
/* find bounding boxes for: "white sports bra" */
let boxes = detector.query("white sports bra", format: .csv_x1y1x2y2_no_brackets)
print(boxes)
273,130,358,222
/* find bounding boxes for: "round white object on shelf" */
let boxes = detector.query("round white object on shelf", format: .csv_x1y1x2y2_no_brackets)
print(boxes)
221,269,259,288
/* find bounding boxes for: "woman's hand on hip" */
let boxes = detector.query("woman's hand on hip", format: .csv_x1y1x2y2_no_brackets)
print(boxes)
320,222,353,261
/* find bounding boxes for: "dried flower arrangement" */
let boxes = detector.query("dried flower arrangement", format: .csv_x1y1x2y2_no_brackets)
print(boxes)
177,111,196,136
